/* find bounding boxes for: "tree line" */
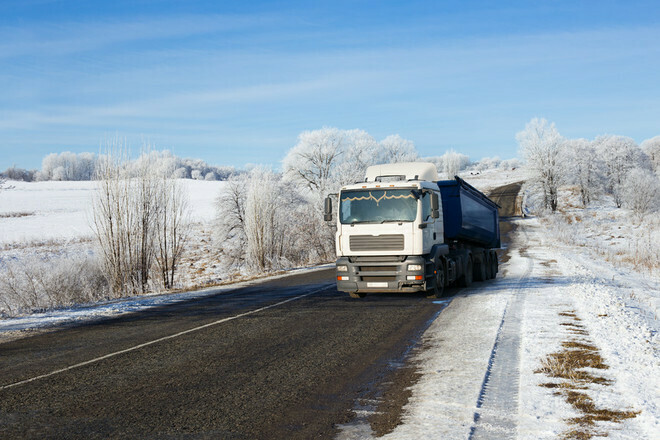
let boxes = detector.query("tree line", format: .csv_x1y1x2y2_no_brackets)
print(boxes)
517,118,660,214
0,150,239,182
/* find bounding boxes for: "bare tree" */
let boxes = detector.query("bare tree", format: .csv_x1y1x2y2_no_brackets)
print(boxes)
516,118,565,212
595,135,647,208
641,135,660,174
215,173,248,268
92,144,135,295
92,142,189,296
621,168,660,215
565,138,603,208
154,176,190,289
243,168,299,271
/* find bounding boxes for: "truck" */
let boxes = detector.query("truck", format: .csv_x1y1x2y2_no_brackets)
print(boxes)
324,162,500,298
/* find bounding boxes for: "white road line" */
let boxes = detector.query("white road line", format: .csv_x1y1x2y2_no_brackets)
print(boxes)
1,285,332,391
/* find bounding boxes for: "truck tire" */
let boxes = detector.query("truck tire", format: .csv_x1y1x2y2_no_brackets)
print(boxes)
485,253,493,280
349,292,367,299
458,257,473,287
474,254,487,282
491,252,498,278
426,261,446,299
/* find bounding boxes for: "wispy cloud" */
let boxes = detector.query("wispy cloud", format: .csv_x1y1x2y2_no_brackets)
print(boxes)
0,13,281,59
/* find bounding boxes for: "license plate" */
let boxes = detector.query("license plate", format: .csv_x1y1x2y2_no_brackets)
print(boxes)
367,282,388,288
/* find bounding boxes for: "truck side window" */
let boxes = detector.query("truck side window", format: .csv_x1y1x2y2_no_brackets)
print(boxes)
422,192,432,221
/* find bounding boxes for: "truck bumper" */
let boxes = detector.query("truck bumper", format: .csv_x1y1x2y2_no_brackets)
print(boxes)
335,256,430,293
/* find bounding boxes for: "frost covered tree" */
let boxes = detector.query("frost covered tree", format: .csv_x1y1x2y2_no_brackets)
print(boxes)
641,135,660,174
215,174,249,268
441,149,470,179
283,127,345,196
215,168,332,273
283,128,420,199
39,151,98,181
1,166,36,182
516,118,565,212
472,156,501,172
565,138,603,208
621,168,660,215
154,176,190,289
217,168,305,272
334,129,379,186
378,134,419,164
595,135,647,208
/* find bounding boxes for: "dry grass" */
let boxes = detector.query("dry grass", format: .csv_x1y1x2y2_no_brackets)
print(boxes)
536,311,640,439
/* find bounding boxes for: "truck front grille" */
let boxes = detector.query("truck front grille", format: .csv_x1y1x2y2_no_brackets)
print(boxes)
349,234,404,252
359,266,394,272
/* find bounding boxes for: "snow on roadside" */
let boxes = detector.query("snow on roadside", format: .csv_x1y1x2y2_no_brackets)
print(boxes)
351,216,658,439
535,222,660,438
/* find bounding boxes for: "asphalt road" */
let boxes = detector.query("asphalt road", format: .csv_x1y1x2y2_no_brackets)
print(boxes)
0,269,445,439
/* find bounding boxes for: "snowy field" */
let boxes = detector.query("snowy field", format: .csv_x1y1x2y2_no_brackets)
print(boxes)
0,180,237,320
0,180,223,246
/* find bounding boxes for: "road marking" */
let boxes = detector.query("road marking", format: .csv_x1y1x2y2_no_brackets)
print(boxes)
1,285,333,391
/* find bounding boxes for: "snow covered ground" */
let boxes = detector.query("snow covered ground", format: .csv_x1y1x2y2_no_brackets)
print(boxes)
0,180,231,317
0,180,223,246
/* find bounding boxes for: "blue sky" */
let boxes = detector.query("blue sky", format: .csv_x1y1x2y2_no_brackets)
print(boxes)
1,0,659,170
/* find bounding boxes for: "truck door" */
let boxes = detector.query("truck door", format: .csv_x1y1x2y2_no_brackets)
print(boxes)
421,191,436,251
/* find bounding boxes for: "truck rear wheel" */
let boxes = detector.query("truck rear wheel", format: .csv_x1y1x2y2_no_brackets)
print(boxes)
426,262,445,298
474,254,487,282
349,292,367,299
485,253,493,280
458,257,473,287
491,252,498,278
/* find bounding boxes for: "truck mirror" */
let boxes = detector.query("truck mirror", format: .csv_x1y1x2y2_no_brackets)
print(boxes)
324,197,333,222
431,193,440,218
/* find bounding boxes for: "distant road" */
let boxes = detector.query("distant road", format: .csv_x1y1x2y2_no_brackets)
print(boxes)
0,268,443,439
488,181,524,217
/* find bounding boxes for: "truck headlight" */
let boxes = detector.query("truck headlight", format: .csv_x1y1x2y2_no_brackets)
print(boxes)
407,264,422,271
337,265,348,272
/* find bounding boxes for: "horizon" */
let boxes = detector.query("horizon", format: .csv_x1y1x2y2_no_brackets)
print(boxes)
1,0,659,171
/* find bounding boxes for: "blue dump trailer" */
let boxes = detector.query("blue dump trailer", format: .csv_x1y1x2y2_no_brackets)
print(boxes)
326,163,501,298
437,176,501,249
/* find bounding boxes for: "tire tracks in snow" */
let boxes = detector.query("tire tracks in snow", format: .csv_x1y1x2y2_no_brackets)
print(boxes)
469,221,533,440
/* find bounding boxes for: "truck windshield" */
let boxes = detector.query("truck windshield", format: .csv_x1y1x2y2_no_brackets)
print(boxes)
339,189,418,224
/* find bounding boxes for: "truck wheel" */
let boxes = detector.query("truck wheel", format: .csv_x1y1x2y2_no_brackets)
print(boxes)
491,252,498,278
349,292,367,299
458,257,473,287
474,255,487,282
426,262,446,298
485,253,493,280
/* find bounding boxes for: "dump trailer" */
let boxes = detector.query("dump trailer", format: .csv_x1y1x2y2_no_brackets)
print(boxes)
324,162,500,298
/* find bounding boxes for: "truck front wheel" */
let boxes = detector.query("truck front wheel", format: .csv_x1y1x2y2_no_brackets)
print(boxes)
426,261,446,299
